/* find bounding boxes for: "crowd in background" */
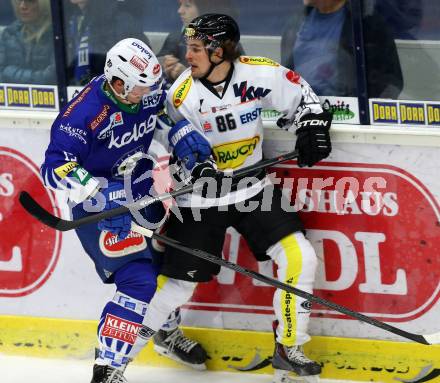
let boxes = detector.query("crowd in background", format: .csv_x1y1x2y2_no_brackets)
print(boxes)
0,0,55,84
0,0,439,100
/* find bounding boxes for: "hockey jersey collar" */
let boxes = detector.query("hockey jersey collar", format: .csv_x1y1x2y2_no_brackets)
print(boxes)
200,63,234,100
101,82,140,114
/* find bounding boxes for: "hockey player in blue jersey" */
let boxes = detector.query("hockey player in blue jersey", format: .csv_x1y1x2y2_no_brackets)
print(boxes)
40,38,211,383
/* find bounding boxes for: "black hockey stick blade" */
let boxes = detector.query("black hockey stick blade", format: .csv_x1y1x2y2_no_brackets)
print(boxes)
19,190,131,231
18,186,196,231
19,191,66,229
142,227,436,345
19,150,299,231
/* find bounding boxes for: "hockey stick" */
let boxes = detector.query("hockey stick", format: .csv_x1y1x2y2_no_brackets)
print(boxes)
22,153,439,345
130,222,439,346
18,150,298,231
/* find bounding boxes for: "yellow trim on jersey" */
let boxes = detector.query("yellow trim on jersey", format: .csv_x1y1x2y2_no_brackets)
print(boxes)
279,234,303,346
54,161,78,179
156,274,169,291
173,76,192,108
239,56,280,67
212,136,260,170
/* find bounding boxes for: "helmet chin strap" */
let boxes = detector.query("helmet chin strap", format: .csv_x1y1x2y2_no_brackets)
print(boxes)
107,81,132,104
201,47,225,80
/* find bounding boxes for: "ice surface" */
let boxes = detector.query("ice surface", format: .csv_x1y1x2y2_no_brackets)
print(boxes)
1,354,364,383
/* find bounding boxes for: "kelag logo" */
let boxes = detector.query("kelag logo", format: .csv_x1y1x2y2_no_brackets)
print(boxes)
188,162,440,322
0,147,61,297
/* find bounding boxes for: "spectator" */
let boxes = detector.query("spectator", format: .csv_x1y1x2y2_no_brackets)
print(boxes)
281,0,403,98
156,0,243,84
65,0,150,85
367,0,423,40
0,0,55,84
0,0,15,25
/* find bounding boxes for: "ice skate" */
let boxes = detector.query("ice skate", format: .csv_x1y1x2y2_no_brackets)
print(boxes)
273,368,319,383
153,327,208,370
272,342,321,383
90,364,128,383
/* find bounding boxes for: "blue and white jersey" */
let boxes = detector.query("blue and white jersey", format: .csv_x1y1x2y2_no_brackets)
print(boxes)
41,75,166,202
41,75,168,281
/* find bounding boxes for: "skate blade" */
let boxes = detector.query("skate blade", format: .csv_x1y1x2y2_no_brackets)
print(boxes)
273,369,320,383
153,344,207,371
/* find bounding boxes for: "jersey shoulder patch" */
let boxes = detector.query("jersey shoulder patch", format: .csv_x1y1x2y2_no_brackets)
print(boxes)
239,56,280,67
62,85,94,118
61,77,105,124
172,75,192,108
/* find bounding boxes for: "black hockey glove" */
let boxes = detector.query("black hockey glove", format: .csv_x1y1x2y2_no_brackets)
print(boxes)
191,161,223,182
295,111,332,167
170,157,223,187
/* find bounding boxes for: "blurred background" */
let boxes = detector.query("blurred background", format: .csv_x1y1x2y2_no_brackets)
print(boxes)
0,0,439,115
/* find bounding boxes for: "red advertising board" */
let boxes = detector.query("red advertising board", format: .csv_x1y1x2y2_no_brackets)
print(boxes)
0,147,61,297
188,162,440,322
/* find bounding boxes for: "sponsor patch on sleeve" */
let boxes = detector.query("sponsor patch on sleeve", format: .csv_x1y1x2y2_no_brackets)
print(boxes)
63,86,92,117
173,76,192,108
239,56,280,67
54,161,78,179
285,70,301,84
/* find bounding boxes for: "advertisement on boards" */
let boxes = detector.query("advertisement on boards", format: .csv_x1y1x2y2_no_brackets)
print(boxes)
0,147,61,297
186,161,440,324
0,125,439,341
0,83,58,111
183,143,440,340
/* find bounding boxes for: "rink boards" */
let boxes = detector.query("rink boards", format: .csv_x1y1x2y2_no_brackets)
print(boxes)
1,315,440,382
0,114,440,382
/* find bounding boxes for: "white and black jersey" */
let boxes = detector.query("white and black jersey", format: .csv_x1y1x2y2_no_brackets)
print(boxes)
166,56,323,207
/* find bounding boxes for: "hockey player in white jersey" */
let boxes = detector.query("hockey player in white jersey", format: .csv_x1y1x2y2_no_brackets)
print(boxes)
141,14,332,383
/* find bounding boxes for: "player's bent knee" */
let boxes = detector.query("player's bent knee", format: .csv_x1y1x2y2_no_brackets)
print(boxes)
155,276,197,308
294,232,318,272
113,260,159,303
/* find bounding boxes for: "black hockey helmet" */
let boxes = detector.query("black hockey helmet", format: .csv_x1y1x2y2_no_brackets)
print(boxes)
184,13,240,49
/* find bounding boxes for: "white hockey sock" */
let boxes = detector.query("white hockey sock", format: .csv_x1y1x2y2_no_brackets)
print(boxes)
267,232,318,346
142,276,197,331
